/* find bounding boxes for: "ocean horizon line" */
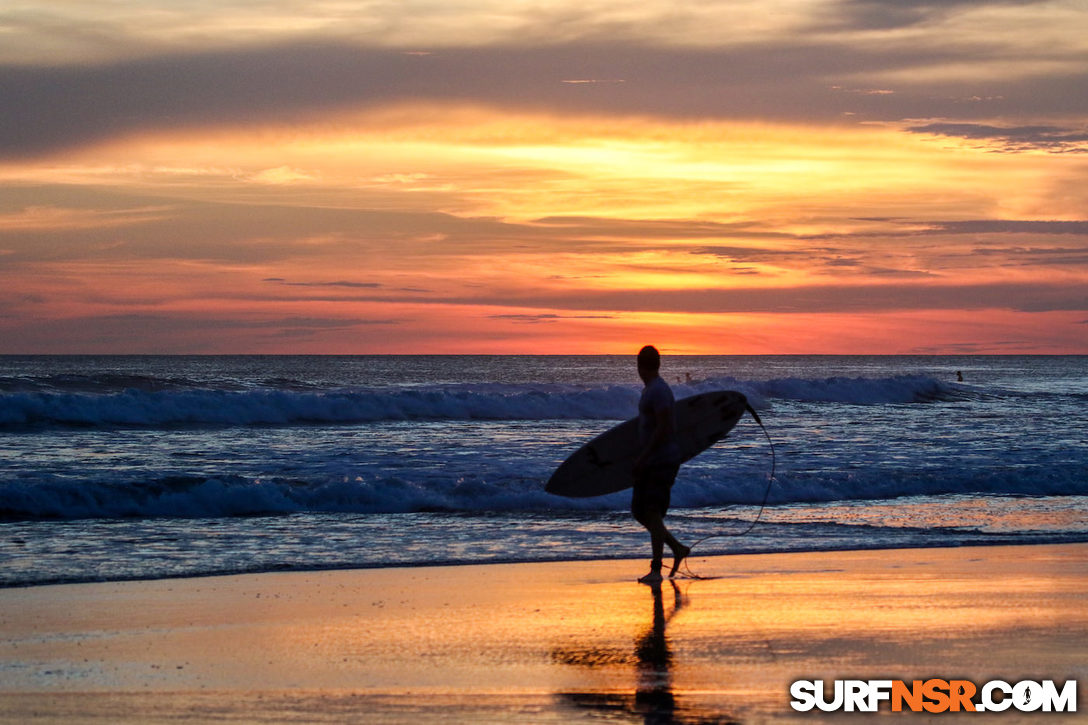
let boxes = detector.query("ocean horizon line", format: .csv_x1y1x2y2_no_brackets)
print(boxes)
2,352,1085,358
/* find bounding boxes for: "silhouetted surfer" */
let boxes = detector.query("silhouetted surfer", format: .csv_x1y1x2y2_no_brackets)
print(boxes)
632,345,690,584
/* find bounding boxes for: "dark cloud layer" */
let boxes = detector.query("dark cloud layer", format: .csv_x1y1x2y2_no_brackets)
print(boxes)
264,278,382,289
4,185,1084,282
472,282,1088,314
802,218,1088,241
907,123,1088,152
487,313,615,324
0,188,538,263
931,220,1088,235
279,281,1088,315
1,313,395,352
3,35,1086,159
829,0,1040,30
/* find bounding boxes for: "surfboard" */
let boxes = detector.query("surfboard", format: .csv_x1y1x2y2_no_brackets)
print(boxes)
545,390,753,498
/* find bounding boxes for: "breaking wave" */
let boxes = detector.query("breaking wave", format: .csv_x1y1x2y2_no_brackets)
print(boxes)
2,459,1084,521
0,374,967,430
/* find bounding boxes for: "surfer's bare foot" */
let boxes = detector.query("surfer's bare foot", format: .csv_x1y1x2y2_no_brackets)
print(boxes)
669,544,691,578
638,569,663,584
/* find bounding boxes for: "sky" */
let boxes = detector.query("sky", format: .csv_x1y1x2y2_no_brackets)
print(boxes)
1,0,1086,354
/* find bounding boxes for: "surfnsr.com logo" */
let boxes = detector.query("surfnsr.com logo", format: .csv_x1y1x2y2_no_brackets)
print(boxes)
790,679,1077,713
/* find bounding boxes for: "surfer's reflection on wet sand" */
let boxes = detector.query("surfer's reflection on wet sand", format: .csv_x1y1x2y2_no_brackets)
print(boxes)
634,580,681,720
553,582,740,724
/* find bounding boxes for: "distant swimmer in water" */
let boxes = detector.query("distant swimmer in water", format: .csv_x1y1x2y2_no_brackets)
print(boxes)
957,371,964,382
632,345,689,584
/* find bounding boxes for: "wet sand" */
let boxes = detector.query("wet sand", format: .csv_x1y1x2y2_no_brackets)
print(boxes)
1,543,1085,723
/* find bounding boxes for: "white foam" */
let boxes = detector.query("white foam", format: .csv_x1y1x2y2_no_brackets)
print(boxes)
0,375,962,430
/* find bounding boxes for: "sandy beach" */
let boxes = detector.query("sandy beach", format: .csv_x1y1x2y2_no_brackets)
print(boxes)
1,543,1085,723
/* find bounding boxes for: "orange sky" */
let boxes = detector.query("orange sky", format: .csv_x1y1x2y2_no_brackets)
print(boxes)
1,1,1086,353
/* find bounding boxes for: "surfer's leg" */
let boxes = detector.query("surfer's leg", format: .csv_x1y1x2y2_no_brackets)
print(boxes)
653,464,688,577
648,518,688,577
631,487,666,581
633,464,686,581
667,539,690,578
641,522,688,580
632,504,666,574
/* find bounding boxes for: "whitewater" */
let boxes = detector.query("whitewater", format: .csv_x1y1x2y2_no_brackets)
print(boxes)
1,355,1086,586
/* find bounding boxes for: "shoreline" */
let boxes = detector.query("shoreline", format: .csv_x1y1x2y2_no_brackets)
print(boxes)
5,535,1086,591
2,542,1086,722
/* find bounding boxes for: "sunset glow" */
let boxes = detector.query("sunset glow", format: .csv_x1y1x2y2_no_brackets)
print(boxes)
2,1,1086,353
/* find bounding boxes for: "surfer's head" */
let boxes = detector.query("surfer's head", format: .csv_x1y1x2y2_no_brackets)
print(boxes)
637,345,661,381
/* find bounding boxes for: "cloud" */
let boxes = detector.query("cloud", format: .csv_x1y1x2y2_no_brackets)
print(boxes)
420,281,1088,315
70,313,395,331
256,280,1087,316
0,312,399,353
905,122,1088,153
0,188,543,263
0,204,171,231
801,218,1088,241
690,244,938,277
908,339,1051,354
929,220,1088,235
3,33,1086,160
827,0,1040,30
0,189,833,268
533,216,788,240
968,246,1088,268
691,245,827,263
488,313,615,324
264,278,382,289
247,166,316,184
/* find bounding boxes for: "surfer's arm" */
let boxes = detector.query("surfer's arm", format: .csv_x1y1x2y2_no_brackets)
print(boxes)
633,403,675,472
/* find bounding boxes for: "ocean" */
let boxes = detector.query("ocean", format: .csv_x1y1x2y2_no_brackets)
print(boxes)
1,355,1086,587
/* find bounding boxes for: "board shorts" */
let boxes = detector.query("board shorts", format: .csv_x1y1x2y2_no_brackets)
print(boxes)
631,463,680,518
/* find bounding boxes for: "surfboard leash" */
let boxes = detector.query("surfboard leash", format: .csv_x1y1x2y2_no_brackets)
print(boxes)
677,403,776,580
